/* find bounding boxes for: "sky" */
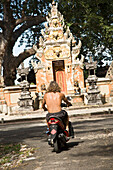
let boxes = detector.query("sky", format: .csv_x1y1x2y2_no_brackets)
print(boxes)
13,37,33,85
13,38,32,68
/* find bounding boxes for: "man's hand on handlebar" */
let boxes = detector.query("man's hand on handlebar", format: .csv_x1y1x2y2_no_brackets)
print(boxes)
42,106,48,111
67,102,72,107
44,107,48,111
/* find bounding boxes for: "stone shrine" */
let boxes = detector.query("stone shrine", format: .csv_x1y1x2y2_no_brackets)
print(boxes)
106,61,113,102
17,63,33,111
85,57,102,105
32,1,85,103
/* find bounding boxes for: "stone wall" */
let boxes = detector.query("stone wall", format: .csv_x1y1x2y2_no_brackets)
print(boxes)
0,77,113,115
0,85,36,114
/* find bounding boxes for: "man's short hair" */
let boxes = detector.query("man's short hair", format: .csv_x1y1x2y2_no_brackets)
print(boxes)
46,81,61,93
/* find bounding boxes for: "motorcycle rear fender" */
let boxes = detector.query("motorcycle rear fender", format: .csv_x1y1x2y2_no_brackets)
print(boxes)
48,116,65,130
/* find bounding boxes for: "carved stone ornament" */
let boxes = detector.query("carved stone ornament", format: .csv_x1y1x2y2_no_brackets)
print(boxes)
33,0,82,62
106,61,113,79
31,0,85,98
44,45,70,60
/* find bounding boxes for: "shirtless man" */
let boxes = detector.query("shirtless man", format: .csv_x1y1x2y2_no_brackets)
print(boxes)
42,81,72,132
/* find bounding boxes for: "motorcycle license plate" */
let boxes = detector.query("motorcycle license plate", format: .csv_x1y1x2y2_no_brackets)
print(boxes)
51,129,57,135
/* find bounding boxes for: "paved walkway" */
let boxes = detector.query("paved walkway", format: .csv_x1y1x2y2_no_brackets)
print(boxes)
0,104,113,123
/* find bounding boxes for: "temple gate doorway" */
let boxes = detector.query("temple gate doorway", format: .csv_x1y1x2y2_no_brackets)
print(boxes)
52,60,66,93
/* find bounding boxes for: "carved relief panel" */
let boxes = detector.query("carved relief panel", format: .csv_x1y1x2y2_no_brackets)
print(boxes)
44,45,70,60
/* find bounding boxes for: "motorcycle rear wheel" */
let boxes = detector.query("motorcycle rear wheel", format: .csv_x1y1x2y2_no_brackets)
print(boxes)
54,139,60,153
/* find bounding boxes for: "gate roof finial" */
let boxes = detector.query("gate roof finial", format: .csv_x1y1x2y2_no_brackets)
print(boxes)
52,0,55,5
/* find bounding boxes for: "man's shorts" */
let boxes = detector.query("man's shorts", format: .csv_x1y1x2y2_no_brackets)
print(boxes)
46,110,68,124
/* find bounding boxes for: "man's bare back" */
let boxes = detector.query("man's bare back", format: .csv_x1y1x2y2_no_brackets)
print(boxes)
42,81,72,132
42,92,71,113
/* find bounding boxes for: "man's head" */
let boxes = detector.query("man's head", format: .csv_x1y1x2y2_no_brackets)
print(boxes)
46,81,61,93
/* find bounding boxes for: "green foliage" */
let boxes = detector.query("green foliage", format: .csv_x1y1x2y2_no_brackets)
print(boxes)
0,143,21,165
57,0,113,62
0,144,21,159
0,143,35,168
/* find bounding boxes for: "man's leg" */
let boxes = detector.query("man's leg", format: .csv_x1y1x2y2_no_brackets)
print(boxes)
65,115,69,132
69,121,74,138
62,110,69,132
46,113,50,128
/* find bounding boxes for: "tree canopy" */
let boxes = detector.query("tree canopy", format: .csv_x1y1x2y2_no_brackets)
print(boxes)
0,0,113,86
57,0,113,63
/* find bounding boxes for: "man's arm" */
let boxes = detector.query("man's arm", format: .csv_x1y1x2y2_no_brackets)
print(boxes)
62,94,72,107
42,94,48,111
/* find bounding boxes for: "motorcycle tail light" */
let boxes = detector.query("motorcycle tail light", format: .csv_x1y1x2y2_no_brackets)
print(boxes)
48,118,59,123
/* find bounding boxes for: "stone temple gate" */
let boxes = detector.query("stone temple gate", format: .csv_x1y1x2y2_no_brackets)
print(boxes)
32,1,85,98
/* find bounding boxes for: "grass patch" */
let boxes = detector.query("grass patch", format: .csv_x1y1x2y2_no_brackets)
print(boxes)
0,143,35,169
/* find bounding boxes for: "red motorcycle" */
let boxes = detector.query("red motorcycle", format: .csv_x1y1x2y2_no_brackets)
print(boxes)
46,116,74,153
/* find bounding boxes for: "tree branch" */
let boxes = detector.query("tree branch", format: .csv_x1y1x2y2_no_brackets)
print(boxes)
3,0,14,23
0,21,5,30
12,15,46,45
15,15,46,26
13,47,36,68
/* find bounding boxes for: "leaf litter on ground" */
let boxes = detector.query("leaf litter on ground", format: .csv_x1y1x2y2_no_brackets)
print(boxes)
0,143,35,169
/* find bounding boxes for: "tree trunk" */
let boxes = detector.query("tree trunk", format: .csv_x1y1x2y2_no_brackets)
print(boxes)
3,51,16,86
3,47,36,86
3,64,16,86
